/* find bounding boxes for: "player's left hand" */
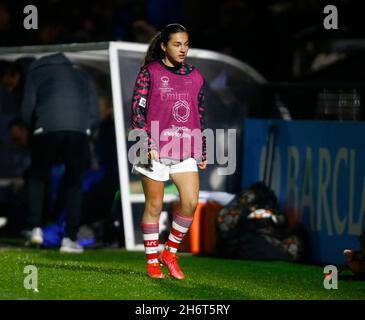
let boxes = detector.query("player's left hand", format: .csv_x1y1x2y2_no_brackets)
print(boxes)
198,160,207,170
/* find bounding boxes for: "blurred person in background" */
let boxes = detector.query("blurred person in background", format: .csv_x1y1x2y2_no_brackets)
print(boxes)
5,117,32,235
130,23,207,279
0,61,25,114
76,95,122,247
95,95,118,171
81,95,120,227
21,52,100,253
8,117,31,178
0,61,23,93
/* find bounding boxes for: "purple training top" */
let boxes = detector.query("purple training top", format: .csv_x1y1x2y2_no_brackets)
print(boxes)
131,60,206,163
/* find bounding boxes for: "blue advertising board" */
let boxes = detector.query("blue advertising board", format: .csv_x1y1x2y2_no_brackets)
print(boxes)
242,119,365,264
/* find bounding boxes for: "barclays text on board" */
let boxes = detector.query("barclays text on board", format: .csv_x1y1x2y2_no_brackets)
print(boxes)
243,119,365,263
258,145,364,237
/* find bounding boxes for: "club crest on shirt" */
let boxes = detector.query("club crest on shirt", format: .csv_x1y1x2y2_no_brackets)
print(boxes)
172,100,190,123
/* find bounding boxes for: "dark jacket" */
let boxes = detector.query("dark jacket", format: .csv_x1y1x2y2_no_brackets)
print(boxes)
21,53,100,135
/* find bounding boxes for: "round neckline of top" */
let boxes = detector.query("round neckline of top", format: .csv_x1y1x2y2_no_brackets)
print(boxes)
159,60,183,71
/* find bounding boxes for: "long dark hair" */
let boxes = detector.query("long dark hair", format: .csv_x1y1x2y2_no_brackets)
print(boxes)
143,24,188,66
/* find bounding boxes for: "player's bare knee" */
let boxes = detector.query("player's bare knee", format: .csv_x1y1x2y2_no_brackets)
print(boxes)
145,201,163,218
181,200,198,216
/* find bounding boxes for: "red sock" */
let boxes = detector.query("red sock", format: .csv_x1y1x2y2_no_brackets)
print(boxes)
141,223,159,264
165,212,193,253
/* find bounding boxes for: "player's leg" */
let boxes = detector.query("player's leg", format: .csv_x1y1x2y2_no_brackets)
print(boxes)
27,134,53,246
60,132,88,253
140,174,165,278
159,169,199,279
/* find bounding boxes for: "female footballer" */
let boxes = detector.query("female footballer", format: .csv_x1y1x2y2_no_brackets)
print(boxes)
130,23,207,279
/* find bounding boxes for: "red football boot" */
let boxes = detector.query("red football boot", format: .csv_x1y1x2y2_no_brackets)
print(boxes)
147,262,165,279
158,250,185,280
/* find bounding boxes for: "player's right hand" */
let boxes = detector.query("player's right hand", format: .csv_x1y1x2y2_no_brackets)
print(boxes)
144,150,159,171
148,150,159,161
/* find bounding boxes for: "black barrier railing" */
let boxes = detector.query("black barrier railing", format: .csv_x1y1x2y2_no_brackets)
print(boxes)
247,82,365,121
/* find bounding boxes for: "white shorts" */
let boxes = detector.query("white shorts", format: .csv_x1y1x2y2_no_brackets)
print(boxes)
132,158,198,182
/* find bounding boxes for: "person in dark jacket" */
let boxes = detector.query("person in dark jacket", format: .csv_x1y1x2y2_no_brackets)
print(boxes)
21,52,100,253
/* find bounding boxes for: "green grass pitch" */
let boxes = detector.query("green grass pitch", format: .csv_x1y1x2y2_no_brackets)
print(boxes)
1,247,365,300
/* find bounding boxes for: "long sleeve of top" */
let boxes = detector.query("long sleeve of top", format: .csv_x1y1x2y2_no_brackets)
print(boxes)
198,80,207,162
130,67,157,152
